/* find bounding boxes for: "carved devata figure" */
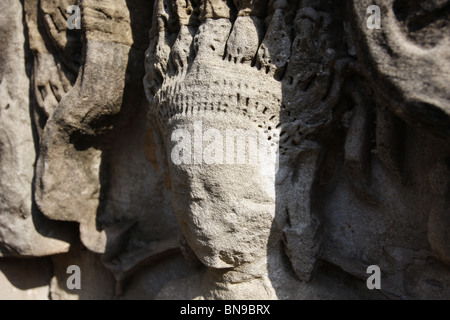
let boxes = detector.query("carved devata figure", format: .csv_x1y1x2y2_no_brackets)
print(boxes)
145,0,365,299
0,0,448,299
145,0,450,299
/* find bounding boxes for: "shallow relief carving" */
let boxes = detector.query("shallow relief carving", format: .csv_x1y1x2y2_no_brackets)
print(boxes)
145,0,450,299
1,0,192,299
0,0,448,300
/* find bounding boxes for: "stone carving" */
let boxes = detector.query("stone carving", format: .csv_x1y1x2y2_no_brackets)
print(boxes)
145,0,450,299
24,0,183,285
0,0,448,300
0,0,75,257
145,0,358,299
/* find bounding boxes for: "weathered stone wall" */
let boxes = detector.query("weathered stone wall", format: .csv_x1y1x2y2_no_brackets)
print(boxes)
0,0,449,299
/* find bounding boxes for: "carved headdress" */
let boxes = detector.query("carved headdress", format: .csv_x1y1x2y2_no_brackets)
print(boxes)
144,0,353,281
145,0,351,154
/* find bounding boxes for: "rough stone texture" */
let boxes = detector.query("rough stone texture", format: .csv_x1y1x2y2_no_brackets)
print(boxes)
350,0,450,139
120,252,199,300
0,257,52,300
0,0,75,257
49,245,116,300
25,0,180,277
144,0,450,299
0,0,449,300
1,0,188,299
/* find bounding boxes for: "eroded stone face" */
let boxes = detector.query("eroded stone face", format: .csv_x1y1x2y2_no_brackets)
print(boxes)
145,0,450,299
24,0,180,276
167,114,280,269
0,0,75,257
145,0,354,297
